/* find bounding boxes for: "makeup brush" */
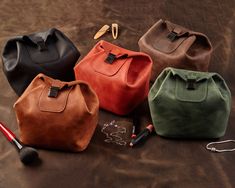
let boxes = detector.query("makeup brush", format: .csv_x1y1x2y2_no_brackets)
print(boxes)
0,122,39,165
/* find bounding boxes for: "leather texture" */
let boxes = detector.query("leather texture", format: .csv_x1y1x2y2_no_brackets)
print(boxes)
14,73,99,152
148,68,231,138
138,19,213,82
2,28,80,96
74,40,152,115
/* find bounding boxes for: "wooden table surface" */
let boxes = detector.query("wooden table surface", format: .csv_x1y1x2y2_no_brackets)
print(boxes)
0,1,235,187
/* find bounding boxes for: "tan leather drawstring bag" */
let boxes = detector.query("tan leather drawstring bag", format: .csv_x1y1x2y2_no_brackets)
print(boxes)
14,73,99,152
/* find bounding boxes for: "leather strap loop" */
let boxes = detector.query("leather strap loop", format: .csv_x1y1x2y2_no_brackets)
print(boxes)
164,20,189,38
38,74,84,88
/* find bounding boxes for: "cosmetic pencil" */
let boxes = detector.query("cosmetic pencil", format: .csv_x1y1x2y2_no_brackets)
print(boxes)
129,124,154,147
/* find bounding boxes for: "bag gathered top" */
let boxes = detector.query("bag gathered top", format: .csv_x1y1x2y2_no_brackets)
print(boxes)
138,19,213,81
74,40,153,115
2,28,80,96
148,68,231,138
14,74,99,152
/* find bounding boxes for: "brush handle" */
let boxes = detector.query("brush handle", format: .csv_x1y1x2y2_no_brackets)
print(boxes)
0,122,23,150
0,122,16,141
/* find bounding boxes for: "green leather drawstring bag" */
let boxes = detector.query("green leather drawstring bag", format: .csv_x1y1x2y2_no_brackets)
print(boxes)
148,68,231,138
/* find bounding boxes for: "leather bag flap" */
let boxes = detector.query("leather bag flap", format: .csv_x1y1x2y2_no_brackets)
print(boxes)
20,28,59,63
171,69,210,102
38,75,75,113
153,20,196,54
91,41,132,76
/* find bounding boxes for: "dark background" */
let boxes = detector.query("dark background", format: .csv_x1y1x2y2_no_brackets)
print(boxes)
0,0,235,188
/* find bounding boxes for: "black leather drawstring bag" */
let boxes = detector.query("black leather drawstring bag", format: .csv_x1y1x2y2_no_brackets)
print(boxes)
1,28,80,96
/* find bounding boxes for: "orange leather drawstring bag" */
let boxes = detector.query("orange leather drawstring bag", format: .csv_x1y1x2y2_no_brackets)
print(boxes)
74,40,152,115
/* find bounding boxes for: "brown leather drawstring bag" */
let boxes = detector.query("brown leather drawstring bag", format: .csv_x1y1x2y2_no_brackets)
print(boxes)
138,19,213,81
14,74,99,152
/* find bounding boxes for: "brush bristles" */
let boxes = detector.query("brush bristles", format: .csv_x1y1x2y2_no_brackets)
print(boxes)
19,147,39,164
